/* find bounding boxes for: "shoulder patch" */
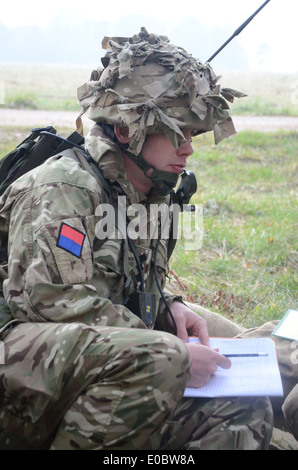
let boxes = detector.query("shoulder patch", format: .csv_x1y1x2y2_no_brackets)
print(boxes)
57,222,85,258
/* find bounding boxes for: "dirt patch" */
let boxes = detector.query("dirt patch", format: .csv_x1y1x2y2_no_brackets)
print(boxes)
1,108,298,132
270,428,298,450
233,115,298,132
0,108,85,130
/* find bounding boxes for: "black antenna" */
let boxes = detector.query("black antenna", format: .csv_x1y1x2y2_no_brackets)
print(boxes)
207,0,271,62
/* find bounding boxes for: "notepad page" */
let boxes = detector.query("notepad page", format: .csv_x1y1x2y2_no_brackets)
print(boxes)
184,337,283,398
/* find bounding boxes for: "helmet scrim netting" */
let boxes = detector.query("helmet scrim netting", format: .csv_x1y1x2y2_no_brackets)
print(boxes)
77,28,246,154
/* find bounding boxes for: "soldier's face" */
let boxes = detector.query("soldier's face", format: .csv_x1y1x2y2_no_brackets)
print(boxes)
141,131,194,176
115,126,194,194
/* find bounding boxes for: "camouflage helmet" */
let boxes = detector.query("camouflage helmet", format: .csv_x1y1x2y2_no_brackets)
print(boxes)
77,28,246,155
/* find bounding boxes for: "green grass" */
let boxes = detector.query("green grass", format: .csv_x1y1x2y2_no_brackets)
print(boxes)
220,71,298,117
169,130,298,327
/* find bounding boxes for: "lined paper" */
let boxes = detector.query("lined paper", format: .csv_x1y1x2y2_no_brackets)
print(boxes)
184,337,283,398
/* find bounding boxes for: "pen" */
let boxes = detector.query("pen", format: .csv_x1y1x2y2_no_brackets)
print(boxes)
223,353,269,358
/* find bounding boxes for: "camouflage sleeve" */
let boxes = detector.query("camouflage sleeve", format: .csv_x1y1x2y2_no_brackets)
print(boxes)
1,156,146,329
154,289,184,332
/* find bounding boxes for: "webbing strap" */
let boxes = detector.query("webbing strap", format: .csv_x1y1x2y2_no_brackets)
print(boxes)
69,148,132,282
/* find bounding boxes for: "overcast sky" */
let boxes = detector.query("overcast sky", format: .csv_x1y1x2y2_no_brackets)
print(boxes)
1,0,297,72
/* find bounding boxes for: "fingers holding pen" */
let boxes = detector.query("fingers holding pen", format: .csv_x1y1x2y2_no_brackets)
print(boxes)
214,349,232,369
185,342,231,388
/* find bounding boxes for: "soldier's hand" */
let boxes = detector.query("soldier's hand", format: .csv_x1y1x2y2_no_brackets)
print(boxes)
168,301,209,346
185,342,231,388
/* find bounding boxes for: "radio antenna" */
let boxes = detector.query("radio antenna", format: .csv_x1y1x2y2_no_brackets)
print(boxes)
207,0,271,62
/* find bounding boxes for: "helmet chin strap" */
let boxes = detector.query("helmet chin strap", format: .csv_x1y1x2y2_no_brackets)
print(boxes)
124,150,179,196
99,123,179,196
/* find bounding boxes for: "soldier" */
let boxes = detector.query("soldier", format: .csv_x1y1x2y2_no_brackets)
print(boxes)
0,28,274,450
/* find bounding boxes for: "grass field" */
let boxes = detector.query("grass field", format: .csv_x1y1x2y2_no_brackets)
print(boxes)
169,130,298,327
1,63,298,116
0,63,90,111
0,63,297,328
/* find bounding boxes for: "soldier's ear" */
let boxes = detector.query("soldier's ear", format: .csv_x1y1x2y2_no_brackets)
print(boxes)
114,126,132,144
